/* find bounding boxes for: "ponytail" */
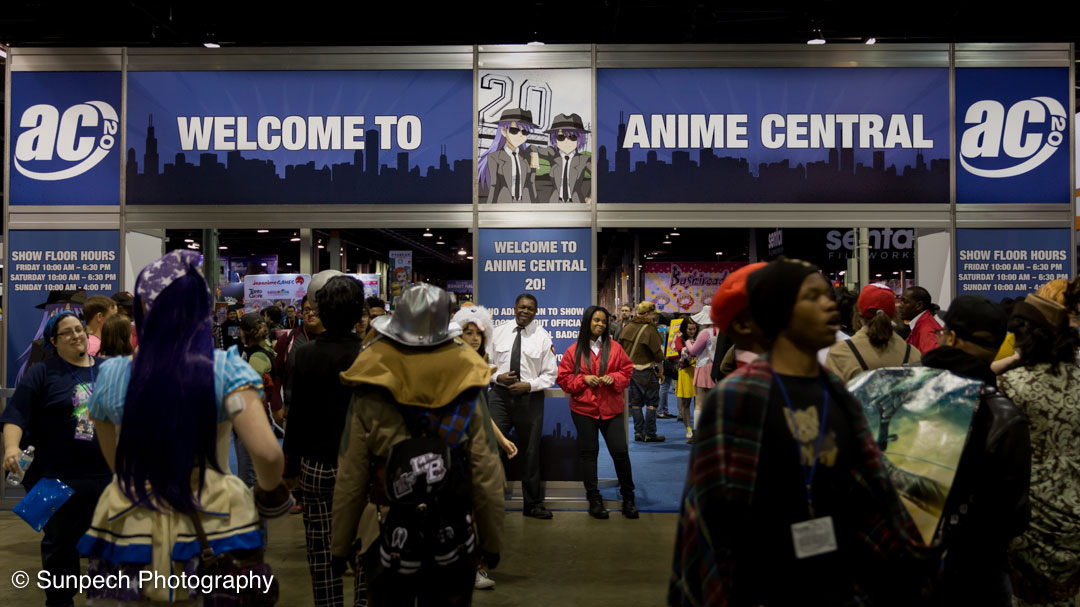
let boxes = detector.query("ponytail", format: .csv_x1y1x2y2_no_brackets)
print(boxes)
865,310,894,348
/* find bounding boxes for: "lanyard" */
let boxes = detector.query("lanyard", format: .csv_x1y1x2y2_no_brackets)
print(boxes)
61,358,94,390
773,373,829,518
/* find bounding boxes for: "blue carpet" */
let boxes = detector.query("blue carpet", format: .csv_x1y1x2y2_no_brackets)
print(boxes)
596,414,694,513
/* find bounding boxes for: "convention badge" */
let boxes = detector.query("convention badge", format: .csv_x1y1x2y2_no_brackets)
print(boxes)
72,383,96,441
791,516,838,559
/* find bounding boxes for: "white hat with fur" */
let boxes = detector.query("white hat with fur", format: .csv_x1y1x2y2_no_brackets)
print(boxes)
450,305,494,348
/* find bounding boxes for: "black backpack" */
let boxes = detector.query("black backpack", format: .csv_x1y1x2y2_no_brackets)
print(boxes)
373,394,478,575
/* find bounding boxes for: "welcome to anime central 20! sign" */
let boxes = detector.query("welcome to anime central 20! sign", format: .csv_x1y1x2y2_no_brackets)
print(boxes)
597,68,949,204
125,71,472,204
477,228,592,482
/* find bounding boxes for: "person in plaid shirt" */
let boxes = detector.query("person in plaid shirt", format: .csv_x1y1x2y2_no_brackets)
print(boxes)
670,258,938,607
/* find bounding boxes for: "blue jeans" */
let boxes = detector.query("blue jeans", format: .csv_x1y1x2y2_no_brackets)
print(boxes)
232,431,257,487
658,375,674,415
628,369,659,437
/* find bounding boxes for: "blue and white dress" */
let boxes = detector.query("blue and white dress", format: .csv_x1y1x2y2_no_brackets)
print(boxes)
77,347,265,603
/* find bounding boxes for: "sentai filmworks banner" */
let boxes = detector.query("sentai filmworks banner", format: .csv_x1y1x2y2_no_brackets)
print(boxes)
126,71,472,204
477,69,593,204
597,68,949,203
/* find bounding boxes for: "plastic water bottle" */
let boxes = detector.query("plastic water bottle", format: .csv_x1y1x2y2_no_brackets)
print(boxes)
6,446,35,487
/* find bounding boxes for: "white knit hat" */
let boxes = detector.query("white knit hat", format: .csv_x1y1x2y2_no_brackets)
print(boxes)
450,305,494,348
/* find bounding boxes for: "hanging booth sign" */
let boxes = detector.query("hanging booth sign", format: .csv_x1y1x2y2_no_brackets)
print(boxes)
477,68,593,204
125,70,472,205
955,229,1072,301
353,273,382,299
446,279,473,294
6,230,121,382
644,262,747,315
956,68,1071,204
10,72,122,205
388,251,413,299
226,255,279,281
477,228,592,482
242,274,311,313
597,68,949,203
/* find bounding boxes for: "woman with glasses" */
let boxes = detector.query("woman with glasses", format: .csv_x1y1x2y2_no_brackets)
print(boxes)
1,311,112,607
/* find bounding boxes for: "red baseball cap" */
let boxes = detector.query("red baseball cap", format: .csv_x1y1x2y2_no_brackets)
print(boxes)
857,283,896,319
710,262,767,332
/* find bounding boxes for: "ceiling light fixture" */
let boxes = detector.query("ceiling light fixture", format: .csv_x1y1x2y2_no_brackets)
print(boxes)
423,229,433,237
318,245,325,249
290,237,301,242
663,239,672,244
466,255,474,260
807,29,826,45
670,228,680,236
203,42,221,49
218,246,228,250
257,229,269,233
457,249,468,256
184,238,194,243
864,37,877,45
436,238,445,245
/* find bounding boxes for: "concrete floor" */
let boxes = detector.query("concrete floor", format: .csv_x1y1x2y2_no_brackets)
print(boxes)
0,510,677,606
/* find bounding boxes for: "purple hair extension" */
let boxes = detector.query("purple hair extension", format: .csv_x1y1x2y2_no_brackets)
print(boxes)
477,120,539,191
116,271,218,513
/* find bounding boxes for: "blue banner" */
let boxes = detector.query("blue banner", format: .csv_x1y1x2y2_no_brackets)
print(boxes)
6,230,121,382
955,229,1072,301
477,228,592,481
956,68,1070,204
126,71,472,204
597,68,949,203
10,72,122,205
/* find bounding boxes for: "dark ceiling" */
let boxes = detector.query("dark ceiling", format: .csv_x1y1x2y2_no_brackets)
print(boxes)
2,2,1079,48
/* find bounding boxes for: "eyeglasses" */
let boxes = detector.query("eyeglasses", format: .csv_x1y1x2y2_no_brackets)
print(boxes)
506,126,531,136
556,133,579,142
56,326,86,339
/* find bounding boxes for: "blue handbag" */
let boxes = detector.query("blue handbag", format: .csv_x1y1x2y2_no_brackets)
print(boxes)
13,478,74,532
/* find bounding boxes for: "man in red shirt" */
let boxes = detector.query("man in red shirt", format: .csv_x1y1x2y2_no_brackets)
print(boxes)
900,286,942,354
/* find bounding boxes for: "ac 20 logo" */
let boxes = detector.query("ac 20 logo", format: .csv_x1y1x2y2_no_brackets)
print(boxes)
959,97,1067,179
14,101,119,181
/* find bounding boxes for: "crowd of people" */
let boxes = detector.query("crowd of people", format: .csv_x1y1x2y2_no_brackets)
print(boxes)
3,250,1080,606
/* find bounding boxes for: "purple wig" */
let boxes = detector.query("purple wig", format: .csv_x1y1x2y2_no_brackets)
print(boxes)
116,257,218,513
548,128,589,153
478,120,539,191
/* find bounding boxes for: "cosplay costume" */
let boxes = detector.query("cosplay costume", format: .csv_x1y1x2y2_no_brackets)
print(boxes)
76,250,278,604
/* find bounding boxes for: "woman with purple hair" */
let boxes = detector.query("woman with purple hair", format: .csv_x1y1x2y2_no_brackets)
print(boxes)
76,250,292,604
535,113,592,203
478,107,539,203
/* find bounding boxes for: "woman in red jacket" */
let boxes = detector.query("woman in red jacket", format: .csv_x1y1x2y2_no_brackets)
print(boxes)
557,305,638,520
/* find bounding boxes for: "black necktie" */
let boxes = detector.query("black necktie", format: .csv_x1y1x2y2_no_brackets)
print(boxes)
512,151,520,200
510,326,523,376
562,155,571,201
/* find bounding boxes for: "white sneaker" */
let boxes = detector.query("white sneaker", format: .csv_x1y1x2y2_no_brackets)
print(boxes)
475,569,496,590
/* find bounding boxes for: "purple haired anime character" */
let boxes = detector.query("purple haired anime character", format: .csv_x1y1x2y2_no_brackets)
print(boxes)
478,108,540,203
535,113,592,203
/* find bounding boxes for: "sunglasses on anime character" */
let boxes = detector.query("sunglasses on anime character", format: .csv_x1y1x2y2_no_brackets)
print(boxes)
506,126,531,136
555,133,579,142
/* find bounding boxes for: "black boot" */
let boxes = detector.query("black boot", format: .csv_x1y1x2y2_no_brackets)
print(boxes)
622,494,639,519
587,494,609,519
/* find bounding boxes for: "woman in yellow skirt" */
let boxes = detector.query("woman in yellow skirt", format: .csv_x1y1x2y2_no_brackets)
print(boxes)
672,316,699,443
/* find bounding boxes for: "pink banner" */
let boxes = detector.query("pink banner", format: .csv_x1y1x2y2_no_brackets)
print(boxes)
643,262,747,314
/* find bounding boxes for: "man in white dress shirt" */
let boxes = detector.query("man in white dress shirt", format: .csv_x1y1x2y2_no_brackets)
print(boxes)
489,293,558,519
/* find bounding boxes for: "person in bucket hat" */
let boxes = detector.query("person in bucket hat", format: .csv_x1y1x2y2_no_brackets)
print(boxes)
332,283,505,605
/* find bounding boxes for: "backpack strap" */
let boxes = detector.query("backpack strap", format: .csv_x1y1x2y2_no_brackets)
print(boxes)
902,343,912,364
845,339,870,371
627,323,648,361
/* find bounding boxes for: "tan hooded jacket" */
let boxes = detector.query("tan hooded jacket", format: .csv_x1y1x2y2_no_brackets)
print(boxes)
331,336,506,559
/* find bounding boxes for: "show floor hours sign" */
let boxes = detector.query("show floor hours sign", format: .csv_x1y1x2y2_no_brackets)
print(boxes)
955,228,1072,302
5,230,121,382
477,228,592,482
